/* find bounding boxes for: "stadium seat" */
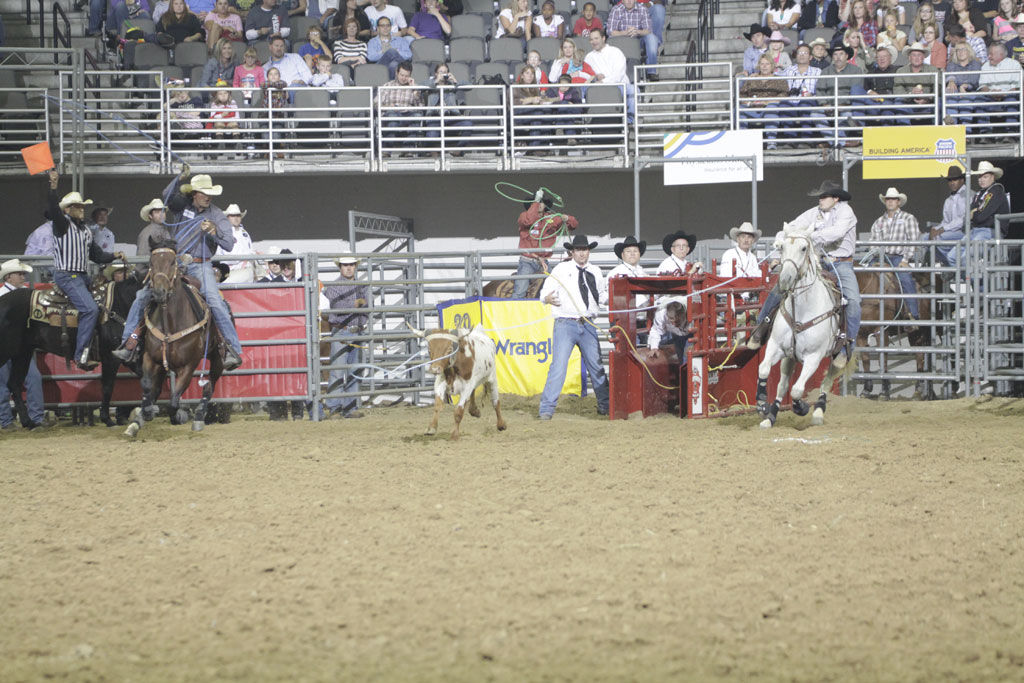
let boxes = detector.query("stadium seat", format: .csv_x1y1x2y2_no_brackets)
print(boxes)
551,0,573,16
411,38,446,64
463,0,497,17
588,0,609,13
584,83,625,146
450,36,486,64
527,37,560,62
331,63,353,83
134,43,170,68
473,61,509,84
393,0,418,19
451,14,488,39
607,35,641,62
189,65,205,87
254,41,272,63
411,61,431,83
122,17,156,35
779,28,798,46
291,16,319,40
900,2,917,24
449,61,473,83
230,40,248,62
488,36,524,63
172,41,209,68
353,63,390,86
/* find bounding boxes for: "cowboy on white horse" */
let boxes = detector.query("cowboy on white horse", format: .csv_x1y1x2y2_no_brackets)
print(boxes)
746,180,862,369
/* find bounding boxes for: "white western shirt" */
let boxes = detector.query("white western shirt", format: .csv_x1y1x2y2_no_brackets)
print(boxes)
540,259,607,319
790,201,858,259
717,247,760,278
648,307,686,349
217,224,255,268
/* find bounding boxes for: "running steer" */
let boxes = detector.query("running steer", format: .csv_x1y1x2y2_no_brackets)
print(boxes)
410,324,508,439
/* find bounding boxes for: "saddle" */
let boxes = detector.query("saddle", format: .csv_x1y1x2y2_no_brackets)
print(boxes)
29,282,118,328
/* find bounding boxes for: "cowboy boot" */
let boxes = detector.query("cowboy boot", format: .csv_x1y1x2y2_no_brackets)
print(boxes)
223,346,243,372
745,316,773,350
113,326,143,363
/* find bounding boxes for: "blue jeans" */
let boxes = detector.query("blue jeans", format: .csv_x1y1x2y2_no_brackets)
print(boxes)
325,327,361,413
883,253,919,319
641,31,661,65
539,317,609,416
513,256,546,298
648,1,665,40
739,105,781,140
121,284,152,343
756,257,860,343
955,227,992,271
0,357,44,427
655,331,692,364
88,0,105,33
53,270,99,358
185,261,242,355
376,49,407,79
930,228,964,266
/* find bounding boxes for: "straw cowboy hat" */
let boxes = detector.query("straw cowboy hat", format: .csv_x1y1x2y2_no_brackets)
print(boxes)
0,258,33,280
102,262,130,280
564,234,598,251
224,203,247,218
729,221,761,241
180,174,223,196
613,235,647,259
906,41,929,54
941,165,966,180
58,191,93,210
807,37,829,49
334,254,360,266
139,197,166,222
767,29,791,45
878,187,908,207
662,230,697,254
975,161,1003,179
807,179,852,201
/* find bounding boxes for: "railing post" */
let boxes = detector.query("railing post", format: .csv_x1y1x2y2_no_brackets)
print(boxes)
306,253,322,421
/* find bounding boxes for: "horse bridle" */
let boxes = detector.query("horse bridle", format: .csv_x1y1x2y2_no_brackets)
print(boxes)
149,247,180,291
778,234,819,296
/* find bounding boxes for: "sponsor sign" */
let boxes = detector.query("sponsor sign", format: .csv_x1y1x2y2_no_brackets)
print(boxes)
862,125,966,179
663,130,764,186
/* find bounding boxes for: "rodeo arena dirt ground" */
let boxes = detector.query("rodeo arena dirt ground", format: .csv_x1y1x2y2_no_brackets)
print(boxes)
2,391,1024,682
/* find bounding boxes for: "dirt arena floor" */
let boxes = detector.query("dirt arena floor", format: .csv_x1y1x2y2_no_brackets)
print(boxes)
2,394,1023,682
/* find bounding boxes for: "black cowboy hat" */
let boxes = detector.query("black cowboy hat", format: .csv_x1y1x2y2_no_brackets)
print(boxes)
272,248,296,266
807,180,852,202
942,165,967,180
614,235,647,259
216,262,231,280
563,234,598,251
743,23,771,40
661,230,697,255
831,44,854,59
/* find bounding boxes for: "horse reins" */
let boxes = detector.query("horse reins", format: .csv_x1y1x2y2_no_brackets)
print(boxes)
144,247,210,372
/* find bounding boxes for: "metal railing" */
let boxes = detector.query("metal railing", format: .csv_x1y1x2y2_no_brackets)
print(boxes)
635,61,732,158
0,87,50,161
509,83,627,163
943,69,1024,149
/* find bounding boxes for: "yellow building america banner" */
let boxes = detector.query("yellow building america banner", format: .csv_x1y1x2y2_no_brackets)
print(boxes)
862,125,966,179
437,298,582,397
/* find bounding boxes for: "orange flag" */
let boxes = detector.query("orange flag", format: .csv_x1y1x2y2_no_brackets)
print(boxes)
21,142,54,175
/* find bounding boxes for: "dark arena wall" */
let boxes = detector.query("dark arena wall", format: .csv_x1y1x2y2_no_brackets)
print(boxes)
3,160,1021,253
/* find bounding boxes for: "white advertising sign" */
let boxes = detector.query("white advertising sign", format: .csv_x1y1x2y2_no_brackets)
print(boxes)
663,130,764,186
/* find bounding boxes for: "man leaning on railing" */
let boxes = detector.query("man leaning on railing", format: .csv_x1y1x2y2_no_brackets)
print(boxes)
894,42,940,125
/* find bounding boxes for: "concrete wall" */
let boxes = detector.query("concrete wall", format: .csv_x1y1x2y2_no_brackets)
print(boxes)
3,159,1021,254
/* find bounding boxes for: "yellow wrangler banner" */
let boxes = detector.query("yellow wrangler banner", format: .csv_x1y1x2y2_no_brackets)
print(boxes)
437,298,582,397
862,125,966,179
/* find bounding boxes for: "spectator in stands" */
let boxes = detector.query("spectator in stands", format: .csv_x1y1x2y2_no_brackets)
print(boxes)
333,16,369,65
233,45,266,103
532,0,565,39
365,0,408,36
0,259,45,430
944,0,988,40
25,214,55,281
1005,12,1024,58
208,85,241,138
218,203,255,282
797,0,839,42
932,0,952,24
323,254,368,418
367,17,412,78
158,0,205,44
152,0,170,22
549,37,595,83
308,0,339,27
205,0,244,49
378,61,424,146
299,24,332,69
874,0,905,25
525,49,550,83
766,0,801,31
573,2,603,38
876,9,907,53
513,65,555,149
945,40,982,92
993,0,1018,40
844,28,874,66
870,187,921,320
739,23,770,76
864,44,899,121
285,0,307,17
766,30,793,72
944,22,987,63
648,299,692,362
608,0,660,68
201,38,239,90
842,0,877,47
584,28,634,120
330,0,372,40
426,62,470,148
263,66,289,110
537,234,609,420
188,0,216,21
135,197,170,280
908,2,943,44
808,36,831,68
168,83,205,146
513,188,578,299
818,43,866,143
718,222,762,278
311,54,345,103
781,43,828,138
895,42,941,124
929,165,969,266
264,33,312,83
87,207,117,253
739,54,787,148
407,0,451,40
919,24,947,66
110,0,154,34
495,0,532,41
551,74,583,145
977,42,1023,132
657,230,701,275
244,0,291,42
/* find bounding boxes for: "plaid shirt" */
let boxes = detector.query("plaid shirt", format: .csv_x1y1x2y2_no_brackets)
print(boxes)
607,1,651,33
870,209,920,262
377,80,424,109
781,63,822,95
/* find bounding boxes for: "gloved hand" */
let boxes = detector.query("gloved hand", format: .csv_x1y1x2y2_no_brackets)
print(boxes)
180,254,194,265
178,163,191,182
534,189,545,203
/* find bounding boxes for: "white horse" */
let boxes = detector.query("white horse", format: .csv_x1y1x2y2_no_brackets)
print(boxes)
756,222,847,429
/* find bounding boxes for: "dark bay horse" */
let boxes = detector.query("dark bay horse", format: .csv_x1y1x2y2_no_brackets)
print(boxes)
124,242,223,436
0,277,140,429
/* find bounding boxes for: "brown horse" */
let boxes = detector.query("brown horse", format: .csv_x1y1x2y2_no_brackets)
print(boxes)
481,277,543,298
124,241,224,436
856,270,936,400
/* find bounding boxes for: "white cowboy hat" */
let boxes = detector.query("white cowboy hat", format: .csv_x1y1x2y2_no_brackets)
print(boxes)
729,221,761,241
1012,12,1024,23
878,187,908,207
975,160,1003,179
139,197,166,222
224,203,247,218
0,258,33,280
58,191,93,210
180,174,223,196
334,254,360,266
906,41,929,54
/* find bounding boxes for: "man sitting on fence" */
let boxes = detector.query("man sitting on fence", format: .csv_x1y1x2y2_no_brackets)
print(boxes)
870,187,922,321
929,166,970,267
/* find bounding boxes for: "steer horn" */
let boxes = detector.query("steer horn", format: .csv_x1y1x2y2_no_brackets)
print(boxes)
405,320,426,338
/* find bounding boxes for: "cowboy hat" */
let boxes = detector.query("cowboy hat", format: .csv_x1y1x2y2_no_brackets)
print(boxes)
224,203,247,218
58,191,93,210
334,254,360,266
878,187,907,207
743,23,770,40
906,41,928,54
139,197,166,222
807,179,852,201
807,37,829,49
272,247,296,265
102,262,130,280
180,174,223,196
941,165,966,180
729,221,762,241
215,262,231,280
831,44,854,59
767,29,791,45
613,235,647,259
0,258,33,280
975,160,1003,179
1013,12,1024,23
563,234,598,251
662,230,698,255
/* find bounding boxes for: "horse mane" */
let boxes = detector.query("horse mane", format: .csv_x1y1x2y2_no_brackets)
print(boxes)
150,238,178,253
775,221,821,279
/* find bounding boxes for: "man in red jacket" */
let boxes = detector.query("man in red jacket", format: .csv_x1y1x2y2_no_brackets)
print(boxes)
514,189,578,298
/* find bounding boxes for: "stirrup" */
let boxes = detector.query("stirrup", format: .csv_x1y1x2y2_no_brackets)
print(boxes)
112,345,138,363
745,317,771,350
223,348,243,371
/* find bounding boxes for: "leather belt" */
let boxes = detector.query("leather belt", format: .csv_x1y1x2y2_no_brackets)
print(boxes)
192,256,210,263
833,256,853,262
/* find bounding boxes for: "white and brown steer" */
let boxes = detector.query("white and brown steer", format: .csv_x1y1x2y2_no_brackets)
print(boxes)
411,324,508,439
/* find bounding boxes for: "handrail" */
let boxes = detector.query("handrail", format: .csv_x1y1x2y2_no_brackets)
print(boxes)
52,1,71,64
37,0,46,47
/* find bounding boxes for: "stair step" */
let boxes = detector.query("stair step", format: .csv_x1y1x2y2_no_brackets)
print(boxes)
671,9,765,28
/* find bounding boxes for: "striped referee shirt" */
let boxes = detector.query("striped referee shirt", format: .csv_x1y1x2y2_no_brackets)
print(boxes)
48,189,115,273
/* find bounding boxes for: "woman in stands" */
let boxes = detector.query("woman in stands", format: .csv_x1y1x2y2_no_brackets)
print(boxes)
874,0,905,26
875,9,907,53
765,30,792,72
908,2,943,44
512,65,554,150
200,38,238,90
765,0,801,31
843,0,877,47
843,28,874,66
992,0,1019,40
944,0,988,40
407,0,452,40
496,0,533,41
330,0,372,41
204,0,243,50
548,37,595,84
738,54,787,148
333,17,369,66
920,24,947,66
159,0,204,45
